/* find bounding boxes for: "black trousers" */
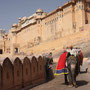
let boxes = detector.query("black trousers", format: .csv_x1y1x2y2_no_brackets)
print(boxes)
64,74,68,83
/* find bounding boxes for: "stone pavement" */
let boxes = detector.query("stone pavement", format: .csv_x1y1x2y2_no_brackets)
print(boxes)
29,42,90,90
30,59,90,90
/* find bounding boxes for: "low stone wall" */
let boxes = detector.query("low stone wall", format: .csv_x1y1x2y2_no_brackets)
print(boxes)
0,56,46,90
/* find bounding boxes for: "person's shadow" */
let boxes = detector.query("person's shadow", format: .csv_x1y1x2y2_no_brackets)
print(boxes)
77,80,89,87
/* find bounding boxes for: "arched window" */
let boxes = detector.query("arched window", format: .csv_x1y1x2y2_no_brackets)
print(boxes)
15,48,18,53
0,49,3,54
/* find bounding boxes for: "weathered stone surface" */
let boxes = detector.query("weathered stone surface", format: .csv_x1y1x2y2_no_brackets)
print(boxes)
38,56,46,82
23,57,32,87
31,56,38,84
0,64,2,89
14,57,23,90
2,57,14,90
0,56,46,90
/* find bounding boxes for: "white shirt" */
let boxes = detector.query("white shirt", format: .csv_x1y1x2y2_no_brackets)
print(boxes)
67,49,77,56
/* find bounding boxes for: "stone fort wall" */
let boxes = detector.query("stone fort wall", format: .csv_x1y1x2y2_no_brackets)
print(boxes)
17,26,90,55
0,0,90,55
0,56,46,90
9,0,90,55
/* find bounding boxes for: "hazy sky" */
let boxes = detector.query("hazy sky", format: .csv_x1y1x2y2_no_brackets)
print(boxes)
0,0,69,32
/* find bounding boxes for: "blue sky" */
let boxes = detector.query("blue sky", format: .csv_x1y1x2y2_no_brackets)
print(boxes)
0,0,69,32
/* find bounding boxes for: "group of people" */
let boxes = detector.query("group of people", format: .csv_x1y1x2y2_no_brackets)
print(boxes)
55,45,83,88
63,45,82,57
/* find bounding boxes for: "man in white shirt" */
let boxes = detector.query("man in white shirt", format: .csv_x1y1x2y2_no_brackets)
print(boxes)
68,46,77,56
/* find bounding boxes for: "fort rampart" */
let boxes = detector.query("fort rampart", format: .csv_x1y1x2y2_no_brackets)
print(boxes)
25,26,90,54
0,56,46,90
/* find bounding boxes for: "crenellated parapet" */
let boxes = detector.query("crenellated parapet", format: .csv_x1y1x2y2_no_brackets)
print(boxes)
0,56,46,90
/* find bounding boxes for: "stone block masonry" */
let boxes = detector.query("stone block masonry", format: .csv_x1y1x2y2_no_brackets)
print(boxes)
0,56,46,90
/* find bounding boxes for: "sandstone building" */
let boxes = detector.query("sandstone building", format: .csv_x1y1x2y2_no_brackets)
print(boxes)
0,0,90,55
